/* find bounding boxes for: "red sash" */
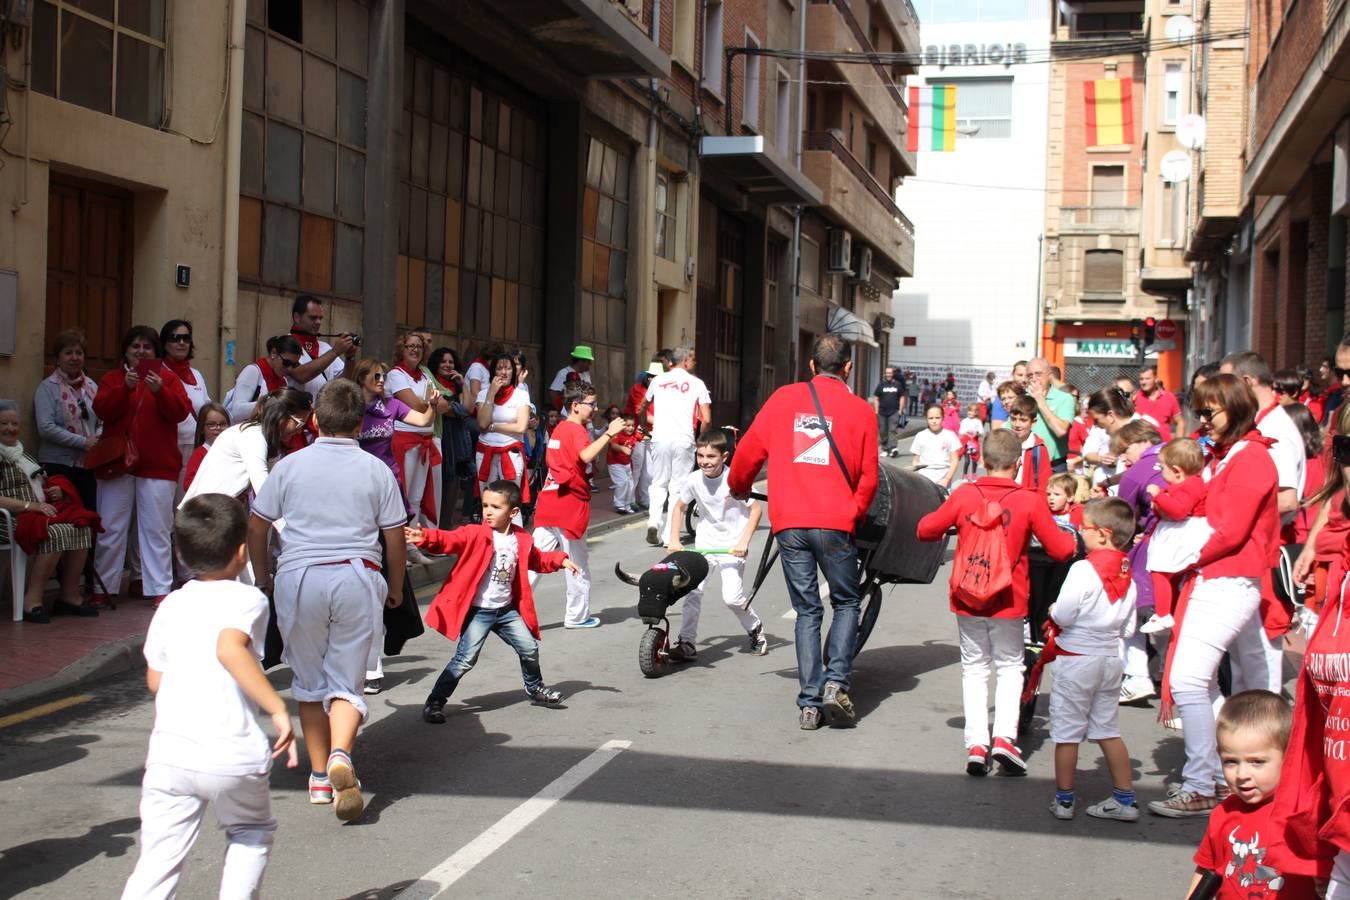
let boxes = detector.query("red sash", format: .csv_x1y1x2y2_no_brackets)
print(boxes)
392,431,443,522
475,440,530,502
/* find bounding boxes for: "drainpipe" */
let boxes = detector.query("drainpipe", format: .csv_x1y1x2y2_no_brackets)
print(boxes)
218,0,246,390
789,0,806,379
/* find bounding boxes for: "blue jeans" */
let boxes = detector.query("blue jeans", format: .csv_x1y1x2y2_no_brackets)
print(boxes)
776,528,861,708
427,606,544,703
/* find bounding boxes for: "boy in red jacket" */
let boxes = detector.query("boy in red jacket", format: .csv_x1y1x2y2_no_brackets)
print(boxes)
917,429,1076,775
410,479,581,724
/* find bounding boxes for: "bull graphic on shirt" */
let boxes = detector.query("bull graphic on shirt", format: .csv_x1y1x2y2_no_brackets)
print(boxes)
1225,828,1285,895
792,412,831,466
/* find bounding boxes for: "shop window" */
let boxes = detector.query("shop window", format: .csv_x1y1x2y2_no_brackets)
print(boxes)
32,0,166,126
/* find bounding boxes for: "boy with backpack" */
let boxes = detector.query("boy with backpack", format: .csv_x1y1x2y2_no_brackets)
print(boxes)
917,429,1077,776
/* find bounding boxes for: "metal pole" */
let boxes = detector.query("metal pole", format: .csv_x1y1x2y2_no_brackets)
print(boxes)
790,0,807,379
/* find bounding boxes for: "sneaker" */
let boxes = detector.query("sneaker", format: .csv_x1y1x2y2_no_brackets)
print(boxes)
1120,678,1157,705
363,678,382,695
308,774,333,805
615,507,633,515
821,682,857,726
667,639,697,662
990,737,1027,775
748,625,768,656
1086,797,1140,822
1049,799,1075,820
966,745,990,777
422,700,447,724
528,686,563,706
1140,614,1175,635
645,526,661,546
326,750,364,823
563,616,601,629
799,706,822,730
1147,790,1217,818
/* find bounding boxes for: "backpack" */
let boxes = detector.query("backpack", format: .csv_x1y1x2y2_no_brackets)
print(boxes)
950,486,1013,609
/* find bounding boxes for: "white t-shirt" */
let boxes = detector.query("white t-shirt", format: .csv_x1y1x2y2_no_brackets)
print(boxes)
677,466,753,549
464,360,491,409
175,367,212,446
1050,559,1138,656
910,427,960,483
977,379,997,403
476,386,532,447
958,416,983,438
549,365,593,393
473,529,518,610
1083,426,1116,486
1256,403,1307,502
251,437,407,573
143,579,271,776
644,368,712,443
295,339,345,403
181,423,272,505
385,367,433,435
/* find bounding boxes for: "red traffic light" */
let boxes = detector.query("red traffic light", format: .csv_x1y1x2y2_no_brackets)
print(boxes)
1144,316,1156,327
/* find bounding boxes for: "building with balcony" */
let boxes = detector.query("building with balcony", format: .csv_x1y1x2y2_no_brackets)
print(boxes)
1039,0,1185,394
891,0,1050,378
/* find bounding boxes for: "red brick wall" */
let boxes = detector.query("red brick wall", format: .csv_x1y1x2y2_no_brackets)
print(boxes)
1253,0,1327,149
1305,165,1333,364
1061,61,1145,205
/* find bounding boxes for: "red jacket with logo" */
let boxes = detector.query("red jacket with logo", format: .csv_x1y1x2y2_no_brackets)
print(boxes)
728,375,878,535
93,367,192,482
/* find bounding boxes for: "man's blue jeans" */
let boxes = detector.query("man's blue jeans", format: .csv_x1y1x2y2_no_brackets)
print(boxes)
427,606,544,703
775,528,861,708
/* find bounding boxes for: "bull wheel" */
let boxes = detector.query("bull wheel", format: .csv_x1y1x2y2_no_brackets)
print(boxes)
639,627,670,678
682,499,699,544
854,583,883,655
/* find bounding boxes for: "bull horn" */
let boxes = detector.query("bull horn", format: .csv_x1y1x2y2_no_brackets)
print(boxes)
614,562,642,586
671,569,690,591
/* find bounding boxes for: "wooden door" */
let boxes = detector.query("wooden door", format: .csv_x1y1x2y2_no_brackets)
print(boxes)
45,178,132,377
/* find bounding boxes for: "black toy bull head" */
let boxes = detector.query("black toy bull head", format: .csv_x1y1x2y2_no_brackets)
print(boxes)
614,550,711,622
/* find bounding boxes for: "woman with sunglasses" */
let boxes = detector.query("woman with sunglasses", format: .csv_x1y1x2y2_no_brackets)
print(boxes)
225,335,303,424
90,325,192,608
34,328,100,511
159,320,213,493
353,357,436,497
1148,373,1280,818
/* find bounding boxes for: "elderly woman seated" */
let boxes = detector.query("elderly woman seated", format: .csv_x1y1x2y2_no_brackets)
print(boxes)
0,399,98,623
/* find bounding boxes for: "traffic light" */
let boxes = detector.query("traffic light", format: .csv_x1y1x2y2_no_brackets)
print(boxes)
1143,316,1157,348
1130,318,1143,353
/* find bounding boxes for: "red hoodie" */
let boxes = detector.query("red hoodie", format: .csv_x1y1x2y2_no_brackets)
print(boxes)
93,366,192,482
419,522,568,640
1195,432,1280,579
728,375,878,535
1151,474,1207,520
916,476,1077,618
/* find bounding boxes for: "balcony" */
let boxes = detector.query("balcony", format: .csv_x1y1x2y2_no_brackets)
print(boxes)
802,130,915,276
875,0,922,63
805,0,916,176
1052,1,1145,46
1058,206,1141,234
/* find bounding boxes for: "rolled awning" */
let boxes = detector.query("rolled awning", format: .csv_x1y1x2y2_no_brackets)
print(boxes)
827,304,878,347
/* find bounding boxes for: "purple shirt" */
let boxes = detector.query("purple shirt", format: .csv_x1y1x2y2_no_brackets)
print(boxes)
1116,443,1168,608
358,395,413,477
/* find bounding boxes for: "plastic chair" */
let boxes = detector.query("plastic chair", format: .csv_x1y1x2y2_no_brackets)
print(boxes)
0,508,28,622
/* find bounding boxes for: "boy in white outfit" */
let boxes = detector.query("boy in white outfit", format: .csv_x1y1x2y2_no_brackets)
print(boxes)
1046,497,1140,822
248,379,407,824
666,429,769,659
122,494,298,900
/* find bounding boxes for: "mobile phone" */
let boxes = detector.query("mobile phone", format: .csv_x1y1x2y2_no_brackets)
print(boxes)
1333,434,1350,467
134,358,162,378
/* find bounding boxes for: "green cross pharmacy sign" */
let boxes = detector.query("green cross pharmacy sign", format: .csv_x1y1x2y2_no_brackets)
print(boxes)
1066,339,1160,360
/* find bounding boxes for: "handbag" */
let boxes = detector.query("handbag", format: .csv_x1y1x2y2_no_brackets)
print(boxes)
85,386,142,479
807,380,883,532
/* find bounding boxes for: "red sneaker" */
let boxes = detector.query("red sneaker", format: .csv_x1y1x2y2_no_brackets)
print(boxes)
991,737,1027,775
966,744,990,777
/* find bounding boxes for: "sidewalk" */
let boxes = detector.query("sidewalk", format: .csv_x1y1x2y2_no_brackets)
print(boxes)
0,490,645,712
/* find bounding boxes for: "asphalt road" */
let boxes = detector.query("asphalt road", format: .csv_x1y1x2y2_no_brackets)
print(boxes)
0,450,1208,899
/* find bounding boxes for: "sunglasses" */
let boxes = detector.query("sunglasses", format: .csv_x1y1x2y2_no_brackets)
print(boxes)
1335,367,1350,380
1334,435,1350,467
1193,407,1219,420
371,373,386,381
280,357,299,369
167,333,192,343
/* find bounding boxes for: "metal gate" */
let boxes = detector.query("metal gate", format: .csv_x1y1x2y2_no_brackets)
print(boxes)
1063,357,1141,398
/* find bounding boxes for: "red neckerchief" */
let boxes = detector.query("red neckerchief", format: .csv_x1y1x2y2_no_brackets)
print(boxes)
393,362,423,382
290,329,320,359
255,358,285,392
1255,401,1279,425
435,372,460,392
162,357,196,386
1087,548,1131,602
494,383,516,405
1209,429,1275,467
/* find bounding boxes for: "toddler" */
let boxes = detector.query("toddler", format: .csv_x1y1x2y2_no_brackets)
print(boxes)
1046,473,1083,530
607,413,638,514
958,403,983,480
1143,438,1211,635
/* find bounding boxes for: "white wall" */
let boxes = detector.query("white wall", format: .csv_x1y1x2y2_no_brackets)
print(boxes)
891,11,1049,372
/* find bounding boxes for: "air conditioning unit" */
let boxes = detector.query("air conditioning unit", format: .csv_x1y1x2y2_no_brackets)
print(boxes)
827,228,853,274
854,245,873,282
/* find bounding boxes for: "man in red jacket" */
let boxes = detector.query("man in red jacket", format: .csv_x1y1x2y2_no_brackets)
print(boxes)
728,335,878,730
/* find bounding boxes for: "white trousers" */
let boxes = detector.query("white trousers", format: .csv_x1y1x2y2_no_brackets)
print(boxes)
1120,608,1151,682
1326,851,1350,899
274,561,385,720
402,443,443,527
1230,612,1286,696
631,440,650,506
474,447,525,500
121,763,275,900
528,526,591,625
608,463,633,511
645,438,695,532
677,554,762,644
957,616,1025,748
1168,575,1261,794
95,475,176,597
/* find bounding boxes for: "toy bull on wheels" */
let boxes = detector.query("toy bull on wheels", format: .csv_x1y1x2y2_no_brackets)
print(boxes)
614,551,710,678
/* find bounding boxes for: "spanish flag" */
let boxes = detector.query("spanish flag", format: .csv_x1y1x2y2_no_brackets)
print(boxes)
906,84,957,153
1085,78,1134,147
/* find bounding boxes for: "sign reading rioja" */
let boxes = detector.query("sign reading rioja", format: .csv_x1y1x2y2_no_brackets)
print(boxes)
924,43,1028,67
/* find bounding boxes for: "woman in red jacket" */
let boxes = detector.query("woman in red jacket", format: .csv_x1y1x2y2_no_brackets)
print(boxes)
1149,374,1280,818
91,326,192,607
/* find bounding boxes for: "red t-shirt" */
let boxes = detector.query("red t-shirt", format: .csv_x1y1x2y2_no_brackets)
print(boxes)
532,419,592,539
1068,416,1090,455
1134,388,1183,441
1194,796,1318,898
606,430,637,467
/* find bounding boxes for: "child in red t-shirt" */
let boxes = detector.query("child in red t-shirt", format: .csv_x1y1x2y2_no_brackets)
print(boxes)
607,413,638,514
1143,438,1211,635
1190,690,1318,899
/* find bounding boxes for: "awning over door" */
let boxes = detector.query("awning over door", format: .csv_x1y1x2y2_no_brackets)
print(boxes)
826,304,878,347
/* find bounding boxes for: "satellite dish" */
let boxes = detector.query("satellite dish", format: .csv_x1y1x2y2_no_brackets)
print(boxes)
1161,149,1192,183
1177,114,1207,150
1165,15,1196,44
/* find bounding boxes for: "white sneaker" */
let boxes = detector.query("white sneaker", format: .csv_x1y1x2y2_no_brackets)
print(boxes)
1120,678,1156,704
1086,797,1140,822
1049,799,1075,820
1140,614,1175,635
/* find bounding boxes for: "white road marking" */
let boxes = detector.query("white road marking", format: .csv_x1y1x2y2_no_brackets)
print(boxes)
395,739,632,898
